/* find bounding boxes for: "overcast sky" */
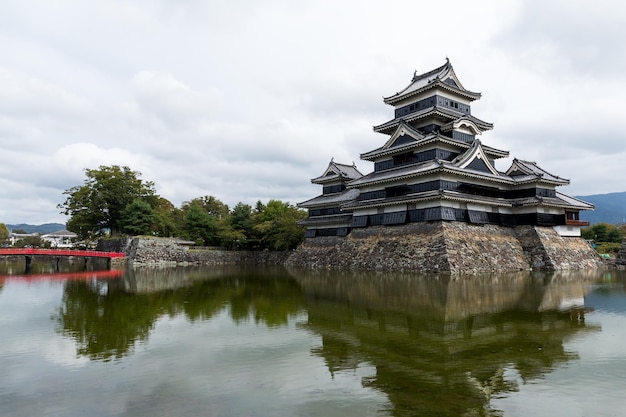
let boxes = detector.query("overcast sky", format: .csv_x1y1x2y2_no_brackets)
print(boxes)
1,0,625,225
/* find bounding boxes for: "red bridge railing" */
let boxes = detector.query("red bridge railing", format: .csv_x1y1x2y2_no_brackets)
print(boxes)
0,248,125,258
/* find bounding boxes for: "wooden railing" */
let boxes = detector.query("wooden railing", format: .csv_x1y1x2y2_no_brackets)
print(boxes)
565,219,590,227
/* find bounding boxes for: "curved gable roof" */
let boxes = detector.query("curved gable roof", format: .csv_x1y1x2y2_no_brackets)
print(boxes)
505,159,569,185
451,139,500,176
440,116,490,136
311,159,363,184
383,59,481,105
380,122,424,150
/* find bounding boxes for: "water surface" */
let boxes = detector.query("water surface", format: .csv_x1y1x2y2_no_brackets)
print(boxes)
1,263,624,416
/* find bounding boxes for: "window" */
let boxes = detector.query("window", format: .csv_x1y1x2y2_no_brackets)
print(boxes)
393,152,414,166
566,212,579,220
385,185,409,198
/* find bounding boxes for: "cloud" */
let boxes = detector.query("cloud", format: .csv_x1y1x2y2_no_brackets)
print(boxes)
0,66,89,117
0,0,625,224
0,66,93,153
128,70,223,130
494,0,626,78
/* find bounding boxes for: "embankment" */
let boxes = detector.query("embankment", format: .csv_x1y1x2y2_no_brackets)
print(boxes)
99,222,604,273
97,237,290,267
284,222,604,273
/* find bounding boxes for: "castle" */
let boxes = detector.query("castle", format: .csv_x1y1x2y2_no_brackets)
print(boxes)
291,60,602,273
299,59,592,238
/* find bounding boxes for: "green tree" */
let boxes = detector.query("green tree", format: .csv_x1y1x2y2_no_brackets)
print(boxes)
227,202,254,248
231,202,254,232
581,223,623,243
151,197,181,237
180,196,234,246
198,195,234,247
218,228,247,249
607,228,622,243
58,165,158,239
0,223,8,244
253,199,306,250
14,235,50,248
120,199,155,236
196,195,230,218
182,200,217,245
594,223,609,242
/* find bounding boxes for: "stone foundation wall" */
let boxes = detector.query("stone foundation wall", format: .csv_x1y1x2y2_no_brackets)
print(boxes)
515,225,603,271
97,223,604,273
441,222,529,273
97,237,291,267
285,223,450,272
285,222,604,274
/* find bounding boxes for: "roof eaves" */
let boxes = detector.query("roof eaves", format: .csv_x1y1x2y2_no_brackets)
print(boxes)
383,79,481,105
373,107,493,134
347,162,443,188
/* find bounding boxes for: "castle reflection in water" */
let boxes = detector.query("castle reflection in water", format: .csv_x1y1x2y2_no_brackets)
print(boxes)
3,264,610,417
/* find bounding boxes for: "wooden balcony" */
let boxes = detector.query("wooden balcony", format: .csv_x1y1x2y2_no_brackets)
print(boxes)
565,219,590,227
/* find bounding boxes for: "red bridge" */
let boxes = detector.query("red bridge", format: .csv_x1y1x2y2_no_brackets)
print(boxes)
0,248,125,273
0,248,125,258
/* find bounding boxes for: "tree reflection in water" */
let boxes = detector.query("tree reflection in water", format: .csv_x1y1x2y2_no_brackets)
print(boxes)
54,265,606,416
55,266,306,361
57,278,156,361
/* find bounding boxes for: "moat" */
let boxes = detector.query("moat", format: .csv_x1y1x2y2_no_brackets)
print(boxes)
1,263,625,417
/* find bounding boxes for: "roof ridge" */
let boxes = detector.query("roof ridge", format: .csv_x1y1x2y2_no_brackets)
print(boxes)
411,58,451,82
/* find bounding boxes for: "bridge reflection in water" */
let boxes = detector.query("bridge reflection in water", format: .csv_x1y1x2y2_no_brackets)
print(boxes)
0,269,124,283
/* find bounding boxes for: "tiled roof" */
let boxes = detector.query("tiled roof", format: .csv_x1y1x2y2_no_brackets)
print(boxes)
512,192,594,210
506,159,569,185
383,59,481,105
341,189,592,212
42,229,77,237
298,189,360,208
554,191,594,210
297,213,353,226
331,162,362,179
361,131,507,161
373,106,493,135
348,151,517,188
341,189,515,210
347,160,443,187
311,160,363,184
348,151,573,189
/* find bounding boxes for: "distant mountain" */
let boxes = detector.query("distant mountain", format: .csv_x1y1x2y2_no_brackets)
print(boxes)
576,191,626,225
6,223,66,234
